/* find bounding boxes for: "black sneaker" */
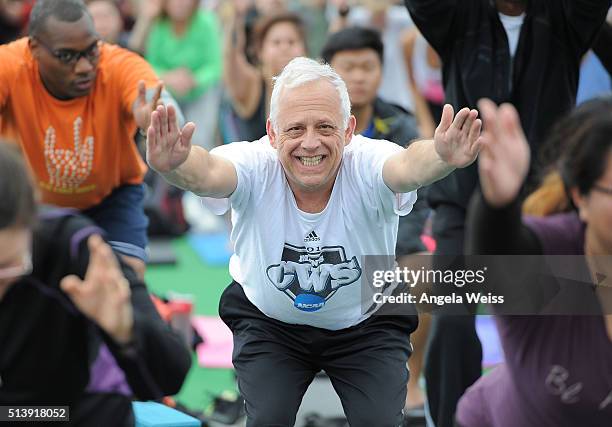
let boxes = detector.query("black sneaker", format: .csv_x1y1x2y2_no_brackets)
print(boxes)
206,391,245,424
303,413,349,427
403,405,426,427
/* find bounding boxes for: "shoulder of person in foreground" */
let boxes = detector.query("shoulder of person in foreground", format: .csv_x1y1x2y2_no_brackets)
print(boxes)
36,208,191,399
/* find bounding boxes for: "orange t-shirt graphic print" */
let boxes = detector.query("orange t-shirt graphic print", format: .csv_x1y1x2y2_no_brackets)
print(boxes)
42,118,95,194
0,38,158,209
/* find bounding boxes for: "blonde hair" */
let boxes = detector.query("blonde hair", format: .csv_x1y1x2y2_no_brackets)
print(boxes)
522,170,570,217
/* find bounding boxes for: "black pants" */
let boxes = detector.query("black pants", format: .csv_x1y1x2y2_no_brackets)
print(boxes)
424,205,482,427
219,281,417,427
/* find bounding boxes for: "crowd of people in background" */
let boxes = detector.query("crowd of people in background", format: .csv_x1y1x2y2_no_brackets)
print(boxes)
1,0,611,426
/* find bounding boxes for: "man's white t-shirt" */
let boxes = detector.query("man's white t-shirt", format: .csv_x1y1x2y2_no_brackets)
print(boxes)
203,135,417,330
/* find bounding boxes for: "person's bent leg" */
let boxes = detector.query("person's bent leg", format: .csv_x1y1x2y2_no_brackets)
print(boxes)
237,348,316,427
395,194,431,412
396,253,431,412
406,312,430,409
425,314,481,427
323,314,416,427
424,206,482,427
82,184,149,279
219,282,318,427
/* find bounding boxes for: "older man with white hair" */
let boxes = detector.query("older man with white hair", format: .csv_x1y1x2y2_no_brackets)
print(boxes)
146,57,482,427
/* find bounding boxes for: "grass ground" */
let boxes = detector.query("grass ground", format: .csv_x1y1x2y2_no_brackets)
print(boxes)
145,237,237,411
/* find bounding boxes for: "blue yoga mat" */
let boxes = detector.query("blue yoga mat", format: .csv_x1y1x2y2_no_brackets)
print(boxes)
187,233,232,266
133,401,200,427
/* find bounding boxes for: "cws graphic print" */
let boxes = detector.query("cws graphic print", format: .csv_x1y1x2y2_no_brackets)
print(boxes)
266,231,362,312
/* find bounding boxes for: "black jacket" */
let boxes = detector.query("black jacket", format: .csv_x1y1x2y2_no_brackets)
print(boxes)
593,21,612,75
405,0,610,212
0,211,191,426
370,97,419,146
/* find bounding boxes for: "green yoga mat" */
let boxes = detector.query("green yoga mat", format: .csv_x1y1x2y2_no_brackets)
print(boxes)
145,237,237,411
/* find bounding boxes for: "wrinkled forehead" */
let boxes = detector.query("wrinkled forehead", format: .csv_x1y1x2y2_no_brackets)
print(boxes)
276,79,343,122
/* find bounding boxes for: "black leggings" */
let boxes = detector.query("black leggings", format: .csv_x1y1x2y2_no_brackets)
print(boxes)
219,281,417,427
424,207,483,427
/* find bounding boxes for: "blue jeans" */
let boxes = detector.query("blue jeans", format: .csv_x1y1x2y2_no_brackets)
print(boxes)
82,184,148,261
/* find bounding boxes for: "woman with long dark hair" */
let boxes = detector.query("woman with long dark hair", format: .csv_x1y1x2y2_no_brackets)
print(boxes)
456,98,612,427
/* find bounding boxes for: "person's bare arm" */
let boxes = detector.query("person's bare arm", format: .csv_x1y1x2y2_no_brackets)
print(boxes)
146,104,237,197
328,0,351,34
223,12,261,118
383,105,482,193
404,0,460,57
401,28,437,138
126,0,163,55
62,232,191,398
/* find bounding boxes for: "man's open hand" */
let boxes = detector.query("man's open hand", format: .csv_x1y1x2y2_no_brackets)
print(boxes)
434,104,483,168
146,104,196,174
133,80,163,131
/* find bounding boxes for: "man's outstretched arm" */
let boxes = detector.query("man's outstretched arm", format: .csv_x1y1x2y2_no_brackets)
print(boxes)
383,104,483,193
146,104,237,198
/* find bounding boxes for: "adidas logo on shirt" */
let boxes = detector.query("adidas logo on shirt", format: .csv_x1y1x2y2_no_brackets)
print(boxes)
304,231,320,243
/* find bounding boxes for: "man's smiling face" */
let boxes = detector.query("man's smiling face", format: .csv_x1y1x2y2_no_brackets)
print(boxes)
268,79,356,200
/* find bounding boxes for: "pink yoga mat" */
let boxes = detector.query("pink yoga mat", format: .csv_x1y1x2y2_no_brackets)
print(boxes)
192,315,503,369
193,316,234,368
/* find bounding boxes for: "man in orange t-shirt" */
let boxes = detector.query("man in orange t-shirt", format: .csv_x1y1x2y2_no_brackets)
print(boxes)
0,0,164,276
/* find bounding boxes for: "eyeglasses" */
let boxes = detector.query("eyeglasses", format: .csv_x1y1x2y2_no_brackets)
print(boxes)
34,37,101,66
593,185,612,196
0,252,33,280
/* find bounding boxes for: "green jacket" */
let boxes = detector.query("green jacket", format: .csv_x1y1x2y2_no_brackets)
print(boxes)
146,10,222,102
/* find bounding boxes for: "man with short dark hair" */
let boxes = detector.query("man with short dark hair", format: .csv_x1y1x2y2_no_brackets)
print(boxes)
0,0,167,277
322,27,416,150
